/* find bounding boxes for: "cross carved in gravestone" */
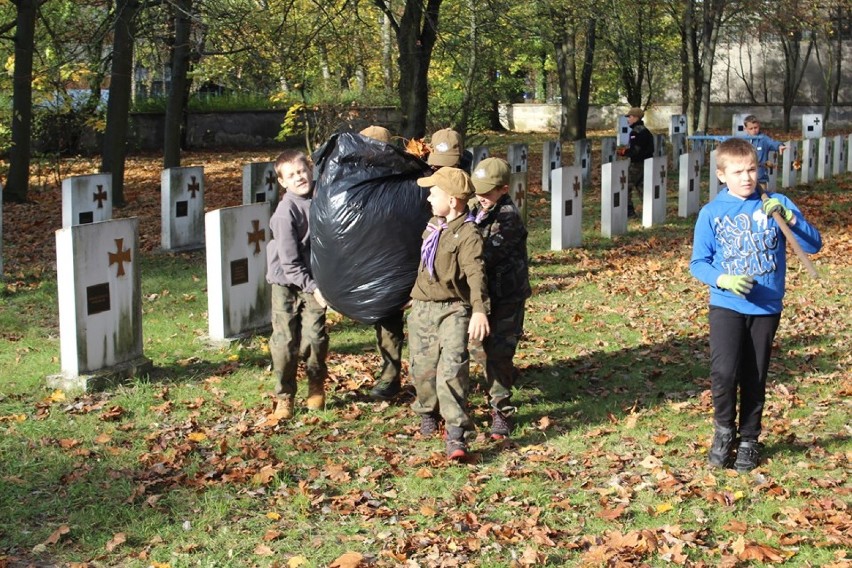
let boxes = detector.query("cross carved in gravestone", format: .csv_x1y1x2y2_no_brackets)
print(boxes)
813,117,820,125
572,176,581,197
660,164,667,181
247,219,266,255
619,170,627,192
108,238,131,277
265,169,277,192
515,183,525,207
187,176,201,198
679,116,686,129
93,185,108,209
694,159,700,178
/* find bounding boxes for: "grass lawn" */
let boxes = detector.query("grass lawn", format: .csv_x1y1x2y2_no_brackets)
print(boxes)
1,134,850,567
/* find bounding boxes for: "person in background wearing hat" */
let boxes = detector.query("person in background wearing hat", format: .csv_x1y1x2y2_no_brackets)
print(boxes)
356,125,409,402
428,128,474,172
469,158,531,441
409,167,490,460
742,115,785,190
622,107,654,218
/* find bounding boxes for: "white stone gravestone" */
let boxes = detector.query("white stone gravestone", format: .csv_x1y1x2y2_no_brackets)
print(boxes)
816,137,832,180
765,150,779,193
781,140,798,189
468,146,489,172
507,143,528,174
573,139,592,187
242,162,280,206
801,114,823,139
616,116,630,146
654,134,666,158
708,149,720,201
161,166,205,251
690,134,707,167
670,114,687,136
61,173,112,228
642,157,667,228
51,217,151,391
509,171,528,223
831,135,846,176
601,136,617,165
799,139,817,184
206,203,272,341
550,166,583,249
671,134,687,171
678,152,701,218
732,114,750,137
601,161,629,238
541,140,562,193
848,134,852,174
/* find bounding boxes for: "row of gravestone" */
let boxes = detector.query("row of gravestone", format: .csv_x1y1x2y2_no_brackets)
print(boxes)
41,126,851,390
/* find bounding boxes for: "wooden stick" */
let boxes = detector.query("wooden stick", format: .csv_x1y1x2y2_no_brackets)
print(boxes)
758,187,819,279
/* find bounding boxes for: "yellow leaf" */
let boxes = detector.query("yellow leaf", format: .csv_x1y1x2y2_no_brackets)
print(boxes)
330,552,364,568
228,354,240,362
187,432,207,442
150,563,171,568
266,511,281,520
420,505,437,517
733,490,744,501
288,556,308,567
254,544,274,556
656,502,673,514
49,390,66,403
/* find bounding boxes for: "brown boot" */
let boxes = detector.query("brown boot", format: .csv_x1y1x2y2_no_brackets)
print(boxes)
275,396,295,420
305,380,325,410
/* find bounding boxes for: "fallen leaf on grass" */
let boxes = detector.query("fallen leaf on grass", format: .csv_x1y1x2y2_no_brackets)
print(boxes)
732,535,788,562
254,544,274,556
597,504,627,520
537,416,553,430
723,520,749,534
105,532,126,552
287,556,308,567
43,524,70,546
330,552,365,568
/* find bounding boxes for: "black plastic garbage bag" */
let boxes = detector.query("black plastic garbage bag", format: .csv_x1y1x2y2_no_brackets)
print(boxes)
310,132,432,324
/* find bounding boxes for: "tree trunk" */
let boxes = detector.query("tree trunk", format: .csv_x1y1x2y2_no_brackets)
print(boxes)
554,31,578,141
163,0,192,169
576,18,596,139
101,0,140,207
381,8,393,94
780,31,814,131
5,0,37,203
456,0,478,137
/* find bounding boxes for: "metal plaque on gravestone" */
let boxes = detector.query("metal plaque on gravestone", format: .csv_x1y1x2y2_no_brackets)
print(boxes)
468,146,489,172
507,143,528,173
816,137,832,180
617,116,630,146
678,152,701,218
670,114,687,136
206,202,273,341
573,139,592,187
509,171,528,223
732,114,750,137
550,166,583,250
61,173,113,229
242,162,280,206
53,217,150,390
541,141,562,193
708,149,720,200
601,137,617,165
832,135,846,175
799,139,817,184
601,160,629,238
654,133,666,158
765,150,779,193
161,166,205,251
781,141,798,189
801,114,822,139
642,156,667,228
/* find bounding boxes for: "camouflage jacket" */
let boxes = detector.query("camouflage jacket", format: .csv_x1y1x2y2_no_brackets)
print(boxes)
472,194,532,303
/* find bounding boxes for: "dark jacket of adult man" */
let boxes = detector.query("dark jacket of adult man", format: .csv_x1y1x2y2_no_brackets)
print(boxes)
627,120,655,164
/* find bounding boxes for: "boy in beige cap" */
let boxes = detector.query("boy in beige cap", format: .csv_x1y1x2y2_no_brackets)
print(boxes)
469,158,531,440
427,128,463,168
409,167,490,460
359,125,392,144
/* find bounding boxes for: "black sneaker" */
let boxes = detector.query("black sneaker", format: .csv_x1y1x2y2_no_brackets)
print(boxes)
420,413,439,436
445,426,468,460
490,410,512,440
734,440,762,472
369,378,401,401
708,426,736,468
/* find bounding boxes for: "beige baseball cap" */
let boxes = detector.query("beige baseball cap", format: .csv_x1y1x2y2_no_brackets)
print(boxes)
416,167,474,200
471,157,510,194
427,128,462,167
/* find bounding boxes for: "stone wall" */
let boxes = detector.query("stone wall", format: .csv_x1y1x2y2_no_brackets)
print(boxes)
499,103,852,134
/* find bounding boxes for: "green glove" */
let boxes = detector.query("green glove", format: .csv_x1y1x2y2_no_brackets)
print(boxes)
762,198,793,222
717,274,755,298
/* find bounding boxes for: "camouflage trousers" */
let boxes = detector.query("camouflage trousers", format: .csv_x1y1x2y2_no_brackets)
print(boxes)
269,284,328,397
408,300,472,430
374,310,405,384
469,300,525,414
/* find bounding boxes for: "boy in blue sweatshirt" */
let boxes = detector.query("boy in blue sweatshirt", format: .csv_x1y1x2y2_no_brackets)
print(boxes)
690,138,821,472
743,115,785,188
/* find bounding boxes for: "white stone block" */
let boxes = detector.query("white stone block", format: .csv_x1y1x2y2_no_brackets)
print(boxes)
61,173,112,228
831,135,846,175
507,143,528,173
816,137,832,180
161,166,205,251
642,157,667,228
670,114,687,136
242,162,280,205
732,114,750,137
800,139,817,184
801,114,823,139
709,150,720,200
678,152,701,218
616,116,630,146
550,166,583,249
765,150,779,193
781,141,798,189
509,171,528,223
573,139,592,187
541,141,561,193
601,161,629,238
468,146,489,172
600,137,617,165
206,203,272,341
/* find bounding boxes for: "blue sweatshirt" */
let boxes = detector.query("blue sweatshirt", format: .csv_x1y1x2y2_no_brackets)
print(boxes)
747,134,784,183
690,188,822,315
